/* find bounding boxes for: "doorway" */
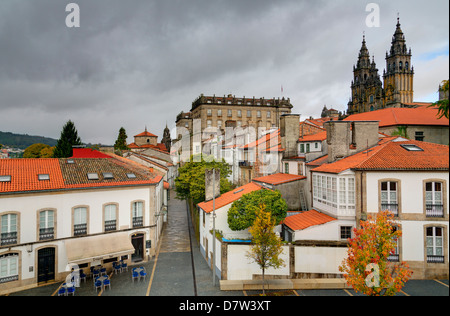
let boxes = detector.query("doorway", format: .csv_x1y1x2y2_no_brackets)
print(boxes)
37,247,55,283
131,234,144,262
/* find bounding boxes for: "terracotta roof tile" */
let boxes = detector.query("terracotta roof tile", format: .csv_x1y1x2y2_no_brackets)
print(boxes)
283,210,336,231
197,182,263,213
312,138,449,174
252,173,306,185
71,148,111,158
343,106,449,127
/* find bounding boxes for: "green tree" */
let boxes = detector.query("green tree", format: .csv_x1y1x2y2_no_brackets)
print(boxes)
175,154,232,204
429,79,449,119
228,189,287,231
53,120,82,158
390,125,408,138
23,143,53,158
247,206,285,295
114,127,129,151
339,210,412,296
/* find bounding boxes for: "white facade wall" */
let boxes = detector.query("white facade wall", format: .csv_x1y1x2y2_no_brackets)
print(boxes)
294,246,347,275
0,183,163,293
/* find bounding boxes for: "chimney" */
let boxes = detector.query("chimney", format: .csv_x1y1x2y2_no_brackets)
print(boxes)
205,169,220,202
280,114,300,158
325,120,379,163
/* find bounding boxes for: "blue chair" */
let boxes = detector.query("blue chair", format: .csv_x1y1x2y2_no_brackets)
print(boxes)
121,262,128,272
94,280,102,291
114,263,121,274
67,286,75,296
79,270,87,283
139,270,147,281
92,269,100,280
132,271,139,283
103,278,111,290
100,267,107,276
58,287,66,296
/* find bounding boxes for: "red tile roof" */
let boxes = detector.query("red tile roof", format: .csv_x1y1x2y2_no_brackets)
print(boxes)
312,138,449,174
252,173,306,185
134,130,158,137
298,130,327,142
343,106,449,127
0,157,163,194
71,148,111,158
197,182,263,213
283,210,336,231
0,159,64,193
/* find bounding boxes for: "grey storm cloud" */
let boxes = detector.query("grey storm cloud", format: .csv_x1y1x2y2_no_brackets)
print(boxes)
0,0,448,144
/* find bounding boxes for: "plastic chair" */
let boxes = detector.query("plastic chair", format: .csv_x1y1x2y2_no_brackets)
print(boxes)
121,262,128,272
67,286,75,296
103,279,111,290
79,269,87,283
92,270,100,280
139,270,147,281
132,271,139,283
114,264,121,274
94,280,102,292
100,267,107,276
58,287,66,296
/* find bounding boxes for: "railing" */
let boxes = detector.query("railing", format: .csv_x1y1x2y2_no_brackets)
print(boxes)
133,216,143,228
104,220,117,232
238,161,253,167
427,255,444,263
388,254,399,262
426,204,444,218
1,232,17,246
39,227,54,240
74,224,87,236
381,203,398,216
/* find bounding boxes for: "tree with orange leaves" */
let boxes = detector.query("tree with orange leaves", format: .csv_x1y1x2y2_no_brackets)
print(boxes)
339,210,412,296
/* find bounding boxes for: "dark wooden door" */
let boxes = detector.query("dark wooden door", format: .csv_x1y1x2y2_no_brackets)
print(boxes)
37,247,55,283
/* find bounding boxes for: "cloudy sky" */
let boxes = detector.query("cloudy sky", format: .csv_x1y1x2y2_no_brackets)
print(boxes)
0,0,448,145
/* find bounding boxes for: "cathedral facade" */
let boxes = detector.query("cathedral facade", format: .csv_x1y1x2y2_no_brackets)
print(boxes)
347,18,414,115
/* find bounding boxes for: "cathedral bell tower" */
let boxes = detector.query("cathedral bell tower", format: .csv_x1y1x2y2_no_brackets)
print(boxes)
383,17,414,107
347,35,384,114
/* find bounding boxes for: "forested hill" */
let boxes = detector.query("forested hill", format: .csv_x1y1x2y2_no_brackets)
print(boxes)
0,131,58,149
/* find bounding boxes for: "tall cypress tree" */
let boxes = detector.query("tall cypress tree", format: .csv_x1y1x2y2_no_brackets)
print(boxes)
114,127,129,151
53,120,82,158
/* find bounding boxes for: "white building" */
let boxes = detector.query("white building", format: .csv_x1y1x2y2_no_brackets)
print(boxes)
0,156,165,294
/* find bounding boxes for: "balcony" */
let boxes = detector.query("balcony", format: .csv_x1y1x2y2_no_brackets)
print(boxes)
1,232,17,246
104,220,117,232
74,223,87,236
427,255,444,263
239,161,253,168
39,227,54,240
381,203,398,217
426,204,444,218
133,216,143,228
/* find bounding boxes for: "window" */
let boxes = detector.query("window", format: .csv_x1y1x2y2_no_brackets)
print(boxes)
38,174,50,181
39,210,54,240
1,214,17,246
284,163,289,174
257,111,261,118
217,109,222,117
228,109,232,117
306,144,310,153
207,109,212,116
381,181,398,216
401,144,423,151
348,178,355,205
426,227,444,263
388,226,400,262
103,172,114,179
217,120,222,129
132,202,143,228
299,144,304,153
370,95,374,103
87,173,99,180
126,173,136,179
207,120,212,128
339,178,346,205
340,226,352,240
415,131,424,142
0,253,19,284
247,110,252,117
237,110,242,118
104,204,117,232
73,207,87,236
425,182,444,217
0,175,11,182
267,111,271,118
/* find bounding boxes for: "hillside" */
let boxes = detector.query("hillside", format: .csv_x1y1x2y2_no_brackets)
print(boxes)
0,131,58,149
